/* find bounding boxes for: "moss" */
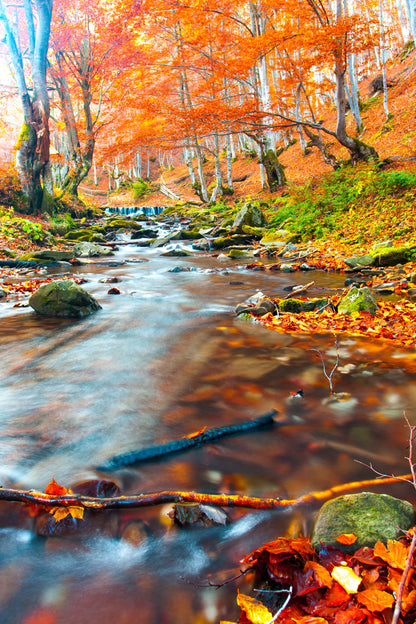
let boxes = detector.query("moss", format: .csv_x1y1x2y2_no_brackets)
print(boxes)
15,122,33,150
241,225,265,237
179,229,202,240
228,249,254,258
106,219,142,230
212,235,251,249
370,245,416,266
278,297,328,313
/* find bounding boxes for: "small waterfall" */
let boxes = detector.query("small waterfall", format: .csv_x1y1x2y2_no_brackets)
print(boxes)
106,206,166,217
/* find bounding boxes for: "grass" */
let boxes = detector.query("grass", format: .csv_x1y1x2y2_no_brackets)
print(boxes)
265,164,416,245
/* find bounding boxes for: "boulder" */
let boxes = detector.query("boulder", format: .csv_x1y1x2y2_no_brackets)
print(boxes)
228,248,255,259
278,297,328,313
337,286,378,316
232,203,268,232
73,242,114,257
370,245,416,267
18,249,74,262
29,280,102,318
344,254,374,269
312,492,415,553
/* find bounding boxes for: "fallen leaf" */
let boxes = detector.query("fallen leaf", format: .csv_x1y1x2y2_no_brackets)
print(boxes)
335,533,357,545
373,540,409,570
45,476,69,496
237,592,273,624
356,588,394,612
50,505,84,522
183,426,207,439
331,565,362,594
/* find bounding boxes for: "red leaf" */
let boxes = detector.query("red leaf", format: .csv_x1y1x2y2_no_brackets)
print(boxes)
44,476,68,496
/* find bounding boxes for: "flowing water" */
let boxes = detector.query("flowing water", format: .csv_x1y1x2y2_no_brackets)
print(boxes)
0,219,415,623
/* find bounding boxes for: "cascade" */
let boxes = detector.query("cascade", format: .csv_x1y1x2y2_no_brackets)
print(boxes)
106,206,166,217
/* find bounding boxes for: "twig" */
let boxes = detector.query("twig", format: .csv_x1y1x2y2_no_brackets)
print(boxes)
264,586,293,624
310,334,339,394
283,281,315,299
0,473,411,511
391,414,416,624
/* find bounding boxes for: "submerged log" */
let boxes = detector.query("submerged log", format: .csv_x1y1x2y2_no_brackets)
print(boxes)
97,409,282,471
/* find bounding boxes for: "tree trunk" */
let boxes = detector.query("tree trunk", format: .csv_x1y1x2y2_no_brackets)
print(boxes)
303,126,341,170
0,0,53,213
260,148,287,191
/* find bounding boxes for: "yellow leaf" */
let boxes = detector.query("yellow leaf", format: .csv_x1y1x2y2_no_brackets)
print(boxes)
331,565,362,594
50,505,84,522
237,592,273,624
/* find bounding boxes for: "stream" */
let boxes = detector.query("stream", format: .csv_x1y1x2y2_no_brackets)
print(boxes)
0,214,415,623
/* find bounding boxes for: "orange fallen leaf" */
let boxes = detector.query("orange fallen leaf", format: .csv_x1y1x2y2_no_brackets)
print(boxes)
335,533,358,545
237,592,273,624
45,476,69,496
356,588,394,612
183,426,207,439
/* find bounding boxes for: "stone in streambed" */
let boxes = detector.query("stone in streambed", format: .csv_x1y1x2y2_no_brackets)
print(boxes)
337,286,378,316
29,280,101,318
312,492,415,553
73,242,114,257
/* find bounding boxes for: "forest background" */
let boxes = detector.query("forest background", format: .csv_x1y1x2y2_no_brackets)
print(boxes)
0,0,416,224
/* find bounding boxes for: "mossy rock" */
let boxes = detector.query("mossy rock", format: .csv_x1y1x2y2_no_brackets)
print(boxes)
212,235,252,250
260,230,291,244
241,225,265,238
64,229,106,243
29,280,102,319
179,229,202,240
18,250,74,262
312,492,415,553
106,219,142,231
344,254,374,269
17,254,55,265
232,203,268,232
0,248,17,258
228,248,255,259
278,297,328,313
337,286,378,316
370,245,416,267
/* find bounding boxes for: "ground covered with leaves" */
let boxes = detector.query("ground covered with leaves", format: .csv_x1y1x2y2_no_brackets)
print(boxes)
224,532,416,624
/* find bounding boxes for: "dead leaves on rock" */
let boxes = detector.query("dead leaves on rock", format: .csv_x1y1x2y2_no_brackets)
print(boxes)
26,477,84,523
223,533,416,624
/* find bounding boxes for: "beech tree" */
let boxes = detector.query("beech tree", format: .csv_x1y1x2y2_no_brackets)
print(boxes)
0,0,53,213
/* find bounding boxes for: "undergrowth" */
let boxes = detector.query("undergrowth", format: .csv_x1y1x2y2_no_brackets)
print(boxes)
268,165,416,244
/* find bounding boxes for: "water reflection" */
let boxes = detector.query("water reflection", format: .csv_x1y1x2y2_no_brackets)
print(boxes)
0,243,414,623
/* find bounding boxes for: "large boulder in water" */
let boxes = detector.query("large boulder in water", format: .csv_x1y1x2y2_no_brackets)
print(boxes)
312,492,415,553
29,280,101,318
232,203,268,233
73,242,114,257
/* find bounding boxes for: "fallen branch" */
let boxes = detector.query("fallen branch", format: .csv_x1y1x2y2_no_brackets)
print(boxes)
0,473,411,511
283,281,315,299
97,409,282,471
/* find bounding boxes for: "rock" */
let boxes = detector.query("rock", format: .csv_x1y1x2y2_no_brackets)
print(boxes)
178,228,201,240
232,203,268,233
171,501,230,528
278,298,328,313
0,287,7,298
372,240,393,249
108,287,121,294
280,263,296,272
105,219,142,231
235,298,277,316
64,229,106,243
241,225,265,238
228,248,254,259
337,286,378,316
73,242,114,257
161,247,192,257
130,228,159,239
29,280,102,318
260,229,291,244
151,231,182,247
370,245,416,267
211,235,252,250
344,254,374,269
99,277,120,283
299,263,314,270
18,250,74,262
312,492,415,553
71,478,121,498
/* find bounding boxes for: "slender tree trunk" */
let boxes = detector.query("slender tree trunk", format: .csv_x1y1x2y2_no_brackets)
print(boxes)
210,132,223,203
